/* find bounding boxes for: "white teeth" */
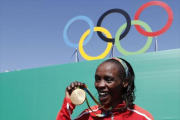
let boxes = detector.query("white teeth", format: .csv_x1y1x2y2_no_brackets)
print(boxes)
99,92,107,96
100,93,105,95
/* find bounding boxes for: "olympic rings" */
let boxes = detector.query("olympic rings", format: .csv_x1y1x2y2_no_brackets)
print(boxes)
97,9,131,43
115,20,153,55
79,27,112,60
134,1,173,36
63,16,94,48
63,1,173,60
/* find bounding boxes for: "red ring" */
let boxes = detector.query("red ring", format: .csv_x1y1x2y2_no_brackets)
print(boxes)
134,1,173,36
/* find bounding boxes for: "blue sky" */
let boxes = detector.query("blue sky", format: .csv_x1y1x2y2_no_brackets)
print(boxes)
0,0,179,72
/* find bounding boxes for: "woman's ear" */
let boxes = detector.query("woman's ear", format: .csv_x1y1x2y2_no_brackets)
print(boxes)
123,78,129,88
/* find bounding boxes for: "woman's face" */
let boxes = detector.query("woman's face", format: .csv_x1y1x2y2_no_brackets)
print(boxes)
95,61,124,107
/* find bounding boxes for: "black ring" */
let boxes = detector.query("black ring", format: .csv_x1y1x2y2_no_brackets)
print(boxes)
97,9,131,43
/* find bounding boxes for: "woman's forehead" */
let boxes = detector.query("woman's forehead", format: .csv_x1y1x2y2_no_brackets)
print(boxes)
96,62,121,72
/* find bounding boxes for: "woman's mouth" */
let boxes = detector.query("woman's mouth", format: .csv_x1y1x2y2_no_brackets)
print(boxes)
98,91,109,101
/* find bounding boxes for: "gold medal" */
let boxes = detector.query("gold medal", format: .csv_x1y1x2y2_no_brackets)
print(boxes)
70,89,86,105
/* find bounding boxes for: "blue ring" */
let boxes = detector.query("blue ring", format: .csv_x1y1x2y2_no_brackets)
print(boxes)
63,16,94,48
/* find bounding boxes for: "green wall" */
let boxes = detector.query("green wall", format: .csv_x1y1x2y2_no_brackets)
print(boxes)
0,49,180,120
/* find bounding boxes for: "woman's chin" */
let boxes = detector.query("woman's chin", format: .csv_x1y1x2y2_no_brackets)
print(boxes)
99,95,111,106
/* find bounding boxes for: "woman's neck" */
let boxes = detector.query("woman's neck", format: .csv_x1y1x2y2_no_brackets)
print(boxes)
111,99,124,108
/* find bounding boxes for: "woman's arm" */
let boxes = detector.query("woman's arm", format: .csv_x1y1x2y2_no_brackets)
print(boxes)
56,81,85,120
56,97,75,120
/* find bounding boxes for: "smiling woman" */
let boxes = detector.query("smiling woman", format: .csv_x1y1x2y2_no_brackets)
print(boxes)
56,58,154,120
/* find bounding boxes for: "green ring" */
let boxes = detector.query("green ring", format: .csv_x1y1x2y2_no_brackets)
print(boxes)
115,20,153,55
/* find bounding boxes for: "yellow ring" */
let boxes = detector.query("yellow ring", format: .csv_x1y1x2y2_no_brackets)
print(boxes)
79,27,112,60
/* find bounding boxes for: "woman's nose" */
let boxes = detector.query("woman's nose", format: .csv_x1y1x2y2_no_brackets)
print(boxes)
98,80,106,88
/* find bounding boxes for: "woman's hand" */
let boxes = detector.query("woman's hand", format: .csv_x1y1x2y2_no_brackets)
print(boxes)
65,81,85,98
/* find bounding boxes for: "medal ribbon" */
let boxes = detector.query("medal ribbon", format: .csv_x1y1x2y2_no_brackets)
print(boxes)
83,85,125,117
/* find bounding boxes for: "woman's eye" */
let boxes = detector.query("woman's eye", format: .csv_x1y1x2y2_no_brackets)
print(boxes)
105,77,113,82
95,79,100,83
95,76,100,82
106,79,112,82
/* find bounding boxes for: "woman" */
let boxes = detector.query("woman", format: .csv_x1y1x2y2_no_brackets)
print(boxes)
56,57,154,120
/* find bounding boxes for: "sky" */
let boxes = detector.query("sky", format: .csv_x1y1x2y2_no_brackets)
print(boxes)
0,0,180,73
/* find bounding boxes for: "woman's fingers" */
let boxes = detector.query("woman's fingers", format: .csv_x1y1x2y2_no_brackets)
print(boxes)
80,82,85,88
70,82,75,89
65,81,85,98
71,81,85,89
74,81,78,86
